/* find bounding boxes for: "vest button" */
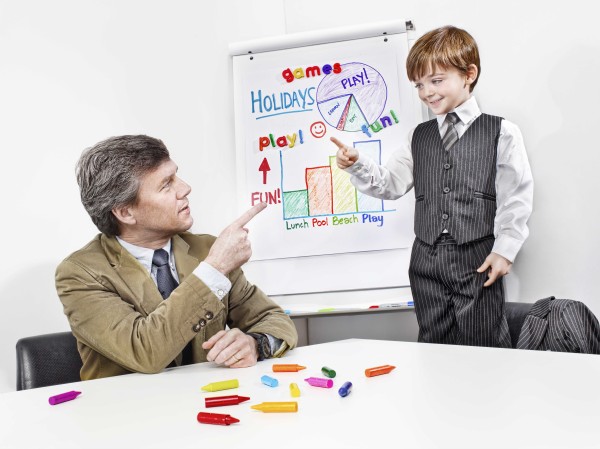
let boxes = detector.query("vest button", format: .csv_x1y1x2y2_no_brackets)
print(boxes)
192,323,201,332
199,319,207,327
443,163,451,170
443,187,450,194
205,311,214,320
442,213,449,220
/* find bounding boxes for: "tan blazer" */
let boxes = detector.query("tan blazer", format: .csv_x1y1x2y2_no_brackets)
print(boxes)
55,232,297,380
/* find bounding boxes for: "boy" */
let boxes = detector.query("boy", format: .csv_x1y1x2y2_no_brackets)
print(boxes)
332,26,533,347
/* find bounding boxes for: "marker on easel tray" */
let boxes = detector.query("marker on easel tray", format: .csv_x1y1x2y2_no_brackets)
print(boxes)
201,379,240,392
197,412,240,426
205,395,250,408
48,390,81,405
365,365,396,377
304,377,333,388
251,402,298,413
272,364,306,372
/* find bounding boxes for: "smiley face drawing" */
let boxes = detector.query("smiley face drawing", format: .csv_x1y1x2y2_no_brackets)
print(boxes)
310,121,327,138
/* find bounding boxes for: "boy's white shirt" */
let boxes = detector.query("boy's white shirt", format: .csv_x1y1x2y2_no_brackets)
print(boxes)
345,96,534,262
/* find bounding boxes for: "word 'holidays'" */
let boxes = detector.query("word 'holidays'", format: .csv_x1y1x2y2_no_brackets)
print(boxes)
251,88,315,115
282,63,342,83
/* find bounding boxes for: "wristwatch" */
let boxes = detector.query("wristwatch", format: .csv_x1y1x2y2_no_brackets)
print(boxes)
247,332,272,361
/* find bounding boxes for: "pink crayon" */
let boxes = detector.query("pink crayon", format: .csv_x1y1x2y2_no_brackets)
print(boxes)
304,377,333,388
48,390,81,405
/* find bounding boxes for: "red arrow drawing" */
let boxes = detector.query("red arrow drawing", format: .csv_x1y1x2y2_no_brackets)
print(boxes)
258,157,271,184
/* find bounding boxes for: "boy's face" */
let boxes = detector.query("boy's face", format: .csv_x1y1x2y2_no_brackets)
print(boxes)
413,65,476,115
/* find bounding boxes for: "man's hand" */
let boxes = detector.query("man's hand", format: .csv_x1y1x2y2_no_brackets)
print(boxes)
202,329,259,368
204,203,266,276
331,137,359,169
477,252,513,287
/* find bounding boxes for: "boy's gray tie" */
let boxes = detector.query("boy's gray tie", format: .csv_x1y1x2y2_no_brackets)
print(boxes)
152,249,178,299
442,112,460,151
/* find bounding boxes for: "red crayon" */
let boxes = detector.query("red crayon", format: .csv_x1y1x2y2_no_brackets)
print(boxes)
205,395,250,408
365,365,396,377
197,412,240,426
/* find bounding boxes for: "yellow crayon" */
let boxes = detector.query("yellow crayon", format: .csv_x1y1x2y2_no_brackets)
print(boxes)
251,401,298,413
201,379,239,392
289,382,301,398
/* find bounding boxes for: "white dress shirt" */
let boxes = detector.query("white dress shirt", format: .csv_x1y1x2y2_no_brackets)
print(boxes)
116,237,231,300
346,96,533,262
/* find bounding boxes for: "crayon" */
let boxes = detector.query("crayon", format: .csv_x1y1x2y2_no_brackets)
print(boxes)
205,395,250,408
289,382,301,397
197,412,240,426
321,366,336,378
338,381,353,397
261,375,279,387
272,364,306,372
365,365,396,377
201,379,239,392
251,402,298,413
48,390,81,406
304,377,333,388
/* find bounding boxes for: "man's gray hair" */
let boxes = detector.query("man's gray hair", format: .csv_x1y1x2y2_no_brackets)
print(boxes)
76,135,170,236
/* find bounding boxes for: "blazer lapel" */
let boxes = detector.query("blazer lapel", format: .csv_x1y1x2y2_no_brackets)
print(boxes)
172,234,200,282
101,235,164,315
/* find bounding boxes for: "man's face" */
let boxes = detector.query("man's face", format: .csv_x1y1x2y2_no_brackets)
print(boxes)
126,159,193,241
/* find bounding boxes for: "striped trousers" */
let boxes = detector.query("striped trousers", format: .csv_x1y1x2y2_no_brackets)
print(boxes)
409,234,511,348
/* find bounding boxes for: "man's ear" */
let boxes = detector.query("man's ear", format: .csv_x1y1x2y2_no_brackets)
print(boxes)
465,64,479,86
112,205,136,226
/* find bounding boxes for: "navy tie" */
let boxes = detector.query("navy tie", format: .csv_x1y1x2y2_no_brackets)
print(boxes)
152,249,178,299
442,112,460,151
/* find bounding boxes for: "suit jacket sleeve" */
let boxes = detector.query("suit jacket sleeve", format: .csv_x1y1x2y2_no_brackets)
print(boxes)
56,254,222,375
225,266,297,357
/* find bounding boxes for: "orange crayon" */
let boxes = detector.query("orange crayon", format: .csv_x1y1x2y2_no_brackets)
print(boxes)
272,364,306,372
365,365,396,377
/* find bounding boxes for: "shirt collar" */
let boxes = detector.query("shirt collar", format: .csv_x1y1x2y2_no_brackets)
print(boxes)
435,96,480,128
116,236,173,273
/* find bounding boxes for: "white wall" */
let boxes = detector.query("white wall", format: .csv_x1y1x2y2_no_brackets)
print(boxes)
1,0,598,393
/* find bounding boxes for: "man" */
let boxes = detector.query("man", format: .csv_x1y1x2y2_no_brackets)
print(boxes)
56,135,297,380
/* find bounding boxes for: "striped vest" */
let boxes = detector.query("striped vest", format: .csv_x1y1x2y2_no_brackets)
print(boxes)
412,113,502,245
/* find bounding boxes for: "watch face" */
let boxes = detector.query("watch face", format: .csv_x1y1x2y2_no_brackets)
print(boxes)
260,336,272,358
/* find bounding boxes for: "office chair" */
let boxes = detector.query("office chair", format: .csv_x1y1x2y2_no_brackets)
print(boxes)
504,301,534,348
16,331,82,390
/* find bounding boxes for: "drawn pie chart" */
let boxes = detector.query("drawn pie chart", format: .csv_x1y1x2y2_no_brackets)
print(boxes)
316,62,387,132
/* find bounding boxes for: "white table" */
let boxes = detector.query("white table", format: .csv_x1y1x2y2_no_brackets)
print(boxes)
1,339,600,449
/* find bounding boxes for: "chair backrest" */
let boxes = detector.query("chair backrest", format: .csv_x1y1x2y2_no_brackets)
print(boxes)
16,332,83,390
505,302,534,348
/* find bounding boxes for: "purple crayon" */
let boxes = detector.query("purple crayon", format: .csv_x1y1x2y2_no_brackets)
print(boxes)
49,390,81,405
304,377,333,388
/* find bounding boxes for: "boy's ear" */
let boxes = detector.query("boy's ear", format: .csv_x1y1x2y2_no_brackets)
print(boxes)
112,205,137,226
465,64,479,86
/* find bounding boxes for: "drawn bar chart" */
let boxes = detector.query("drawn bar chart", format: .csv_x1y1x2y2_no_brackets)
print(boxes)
281,140,385,220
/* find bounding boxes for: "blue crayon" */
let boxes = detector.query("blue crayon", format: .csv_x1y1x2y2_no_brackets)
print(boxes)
261,375,279,388
338,381,352,397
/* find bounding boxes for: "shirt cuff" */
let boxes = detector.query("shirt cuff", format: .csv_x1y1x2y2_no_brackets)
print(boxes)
265,334,283,355
193,261,232,300
492,234,524,263
345,155,369,176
